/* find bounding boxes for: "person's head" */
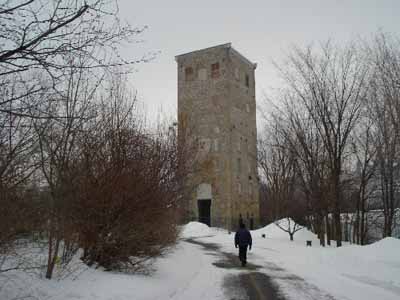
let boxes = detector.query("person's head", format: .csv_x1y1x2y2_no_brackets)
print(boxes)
240,222,245,229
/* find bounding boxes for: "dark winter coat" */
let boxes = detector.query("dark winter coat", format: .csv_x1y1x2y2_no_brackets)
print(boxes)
234,228,252,248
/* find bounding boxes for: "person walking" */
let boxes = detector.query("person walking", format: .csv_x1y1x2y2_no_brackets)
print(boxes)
234,222,252,267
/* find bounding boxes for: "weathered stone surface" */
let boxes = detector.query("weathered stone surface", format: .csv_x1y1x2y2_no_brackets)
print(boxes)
176,43,260,230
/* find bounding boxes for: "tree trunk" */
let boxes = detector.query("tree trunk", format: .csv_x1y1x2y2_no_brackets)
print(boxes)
384,214,393,237
46,215,61,280
325,215,331,246
333,209,342,247
46,228,54,279
46,232,60,279
354,193,361,244
319,217,325,247
360,185,367,245
360,209,366,245
353,212,359,244
344,216,349,242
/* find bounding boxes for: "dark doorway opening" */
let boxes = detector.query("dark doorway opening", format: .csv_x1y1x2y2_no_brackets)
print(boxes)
198,199,211,226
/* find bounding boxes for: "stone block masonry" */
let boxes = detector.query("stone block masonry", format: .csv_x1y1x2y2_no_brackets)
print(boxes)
176,43,260,230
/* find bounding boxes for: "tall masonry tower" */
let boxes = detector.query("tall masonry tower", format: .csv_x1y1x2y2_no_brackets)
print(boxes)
176,43,259,230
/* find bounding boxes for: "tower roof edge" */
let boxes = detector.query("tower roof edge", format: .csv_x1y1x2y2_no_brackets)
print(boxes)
229,46,257,69
175,43,231,61
175,43,256,69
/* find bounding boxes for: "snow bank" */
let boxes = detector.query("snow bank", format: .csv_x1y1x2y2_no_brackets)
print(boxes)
366,236,400,250
337,237,400,263
253,218,318,242
363,237,400,262
180,222,213,238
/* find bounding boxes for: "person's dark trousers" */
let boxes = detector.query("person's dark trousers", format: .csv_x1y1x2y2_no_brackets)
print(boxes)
238,245,248,266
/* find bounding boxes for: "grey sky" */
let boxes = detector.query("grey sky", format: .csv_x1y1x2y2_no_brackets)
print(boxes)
117,0,400,121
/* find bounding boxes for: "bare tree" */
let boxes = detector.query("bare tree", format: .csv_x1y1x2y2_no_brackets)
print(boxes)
275,218,304,242
33,58,99,278
0,0,148,118
275,41,370,247
0,83,39,255
261,93,332,245
258,124,296,216
367,33,400,237
350,119,377,244
0,0,149,278
68,78,188,270
258,112,308,241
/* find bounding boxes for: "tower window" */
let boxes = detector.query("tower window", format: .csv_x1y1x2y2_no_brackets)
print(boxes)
185,67,194,81
245,74,250,87
198,68,207,80
237,158,241,172
214,139,219,152
217,159,224,170
234,68,240,80
199,138,210,151
211,62,220,78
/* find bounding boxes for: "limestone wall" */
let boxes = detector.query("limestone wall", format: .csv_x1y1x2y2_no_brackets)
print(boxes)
176,44,259,229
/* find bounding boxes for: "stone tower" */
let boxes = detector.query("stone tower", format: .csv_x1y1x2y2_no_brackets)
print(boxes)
176,43,259,230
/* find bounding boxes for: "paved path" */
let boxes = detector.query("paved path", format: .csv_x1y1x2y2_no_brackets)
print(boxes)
186,239,336,300
186,239,286,300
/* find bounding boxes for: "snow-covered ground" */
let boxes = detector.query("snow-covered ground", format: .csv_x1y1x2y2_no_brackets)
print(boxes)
1,221,399,300
0,237,228,300
190,221,400,300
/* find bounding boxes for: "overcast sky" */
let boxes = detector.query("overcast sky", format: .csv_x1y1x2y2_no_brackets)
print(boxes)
117,0,400,122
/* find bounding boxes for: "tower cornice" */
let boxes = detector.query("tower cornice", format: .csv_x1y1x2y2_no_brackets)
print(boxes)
175,43,257,69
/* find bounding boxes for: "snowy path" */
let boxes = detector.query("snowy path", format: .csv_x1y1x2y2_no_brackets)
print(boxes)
184,222,400,300
186,237,336,300
186,238,286,300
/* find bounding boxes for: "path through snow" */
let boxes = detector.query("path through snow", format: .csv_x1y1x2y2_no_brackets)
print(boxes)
185,237,337,300
183,221,400,300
